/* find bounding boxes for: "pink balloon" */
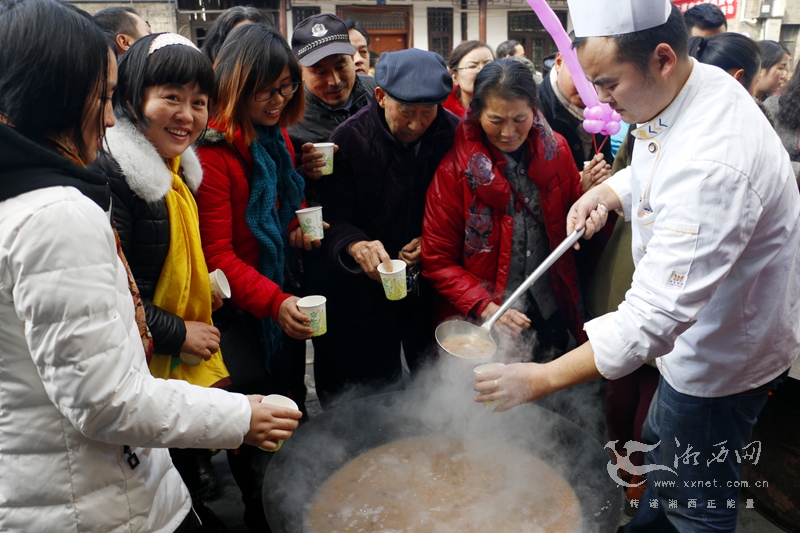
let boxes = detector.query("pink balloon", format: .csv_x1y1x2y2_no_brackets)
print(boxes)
525,0,621,138
584,120,604,134
603,121,621,136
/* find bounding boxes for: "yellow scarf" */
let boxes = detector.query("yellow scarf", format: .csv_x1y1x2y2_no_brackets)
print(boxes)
148,156,230,387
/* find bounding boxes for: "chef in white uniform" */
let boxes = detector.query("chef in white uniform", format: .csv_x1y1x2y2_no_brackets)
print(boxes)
474,2,800,531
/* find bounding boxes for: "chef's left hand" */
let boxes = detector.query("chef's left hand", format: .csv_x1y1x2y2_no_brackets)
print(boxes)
398,237,422,266
289,222,330,250
474,362,552,412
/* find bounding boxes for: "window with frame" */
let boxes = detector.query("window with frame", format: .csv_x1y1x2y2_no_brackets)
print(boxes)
292,6,321,28
428,8,453,61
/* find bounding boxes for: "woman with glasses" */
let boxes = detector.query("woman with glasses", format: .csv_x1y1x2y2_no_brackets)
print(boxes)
194,24,314,531
443,40,495,118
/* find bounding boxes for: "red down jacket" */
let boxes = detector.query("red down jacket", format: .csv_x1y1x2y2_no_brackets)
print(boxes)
421,113,588,342
194,121,298,321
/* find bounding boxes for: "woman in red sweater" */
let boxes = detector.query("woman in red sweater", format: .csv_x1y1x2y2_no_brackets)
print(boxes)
194,23,316,531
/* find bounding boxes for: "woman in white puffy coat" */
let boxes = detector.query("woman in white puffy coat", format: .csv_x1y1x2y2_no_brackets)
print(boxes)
0,1,301,532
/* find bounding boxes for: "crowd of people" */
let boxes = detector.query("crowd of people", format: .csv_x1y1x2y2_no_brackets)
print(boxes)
0,0,798,532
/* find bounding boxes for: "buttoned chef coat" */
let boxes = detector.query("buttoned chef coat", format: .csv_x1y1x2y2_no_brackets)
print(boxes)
585,59,800,397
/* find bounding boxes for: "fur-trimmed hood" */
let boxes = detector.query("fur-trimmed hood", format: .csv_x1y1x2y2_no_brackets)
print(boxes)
104,118,203,202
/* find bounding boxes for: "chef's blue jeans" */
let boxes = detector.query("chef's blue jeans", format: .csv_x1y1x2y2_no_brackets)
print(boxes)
623,370,787,533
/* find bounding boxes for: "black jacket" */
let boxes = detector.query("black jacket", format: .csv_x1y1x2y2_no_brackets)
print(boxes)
93,152,185,356
0,123,109,209
538,77,613,171
287,74,378,165
319,98,460,273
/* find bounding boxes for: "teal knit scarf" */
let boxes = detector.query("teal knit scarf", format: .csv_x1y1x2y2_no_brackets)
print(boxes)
245,125,305,363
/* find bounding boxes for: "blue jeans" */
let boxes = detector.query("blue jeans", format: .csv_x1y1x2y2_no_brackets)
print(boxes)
623,370,788,533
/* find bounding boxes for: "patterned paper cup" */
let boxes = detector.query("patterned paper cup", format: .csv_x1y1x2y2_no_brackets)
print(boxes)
377,260,407,301
313,142,334,175
209,269,231,299
473,362,507,408
295,206,324,241
259,395,299,452
297,295,327,337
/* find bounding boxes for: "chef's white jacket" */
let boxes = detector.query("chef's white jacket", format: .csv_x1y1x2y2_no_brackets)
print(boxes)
586,60,800,397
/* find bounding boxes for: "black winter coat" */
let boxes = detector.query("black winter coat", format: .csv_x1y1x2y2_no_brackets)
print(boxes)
309,99,459,403
538,77,614,171
93,152,186,356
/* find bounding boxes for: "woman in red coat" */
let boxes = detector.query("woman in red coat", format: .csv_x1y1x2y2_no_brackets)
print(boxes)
422,58,591,359
194,24,315,531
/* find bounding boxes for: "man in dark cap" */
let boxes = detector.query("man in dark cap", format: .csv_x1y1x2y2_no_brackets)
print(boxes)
312,48,459,407
288,13,377,178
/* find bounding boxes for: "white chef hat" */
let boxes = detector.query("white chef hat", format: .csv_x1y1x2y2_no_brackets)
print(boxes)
567,0,672,38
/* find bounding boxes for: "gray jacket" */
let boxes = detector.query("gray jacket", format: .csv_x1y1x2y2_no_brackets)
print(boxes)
765,96,800,183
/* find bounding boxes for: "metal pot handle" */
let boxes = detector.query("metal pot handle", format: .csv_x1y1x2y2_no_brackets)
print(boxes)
482,228,586,332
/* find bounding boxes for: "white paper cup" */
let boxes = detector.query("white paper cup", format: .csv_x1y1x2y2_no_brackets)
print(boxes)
473,362,507,408
377,260,407,301
209,269,231,299
313,142,334,175
259,395,299,452
180,352,203,366
295,206,324,241
297,295,327,337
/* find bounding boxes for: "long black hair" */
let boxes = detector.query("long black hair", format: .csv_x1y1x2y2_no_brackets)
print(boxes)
689,33,761,92
201,6,273,63
758,40,790,70
0,0,111,155
467,57,538,122
777,71,800,129
114,33,215,127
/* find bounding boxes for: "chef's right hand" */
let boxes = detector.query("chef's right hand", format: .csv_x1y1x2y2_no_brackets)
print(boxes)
181,321,220,360
277,296,314,340
349,240,393,281
566,183,615,250
481,302,531,338
243,396,302,450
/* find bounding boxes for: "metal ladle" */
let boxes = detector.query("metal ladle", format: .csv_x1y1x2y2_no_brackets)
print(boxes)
435,228,586,361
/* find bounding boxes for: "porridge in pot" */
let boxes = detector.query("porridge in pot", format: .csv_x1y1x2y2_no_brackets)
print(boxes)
307,436,581,533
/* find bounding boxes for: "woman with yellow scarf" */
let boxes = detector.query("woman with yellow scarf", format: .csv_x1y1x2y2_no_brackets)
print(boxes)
92,33,230,529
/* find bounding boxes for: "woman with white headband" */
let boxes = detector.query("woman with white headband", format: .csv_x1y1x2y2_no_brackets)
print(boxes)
92,32,303,529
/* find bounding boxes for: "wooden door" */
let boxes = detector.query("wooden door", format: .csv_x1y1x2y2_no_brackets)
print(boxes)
370,34,408,55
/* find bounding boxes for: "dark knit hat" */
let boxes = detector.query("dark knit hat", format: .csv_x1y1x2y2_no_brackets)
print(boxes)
375,48,453,106
291,13,356,67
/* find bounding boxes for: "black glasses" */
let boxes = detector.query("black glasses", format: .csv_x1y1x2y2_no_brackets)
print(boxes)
254,81,301,102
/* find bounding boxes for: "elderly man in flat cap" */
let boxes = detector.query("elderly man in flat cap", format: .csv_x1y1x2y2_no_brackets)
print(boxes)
312,48,459,407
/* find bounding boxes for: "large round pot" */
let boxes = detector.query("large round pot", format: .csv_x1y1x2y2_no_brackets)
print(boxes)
263,388,622,533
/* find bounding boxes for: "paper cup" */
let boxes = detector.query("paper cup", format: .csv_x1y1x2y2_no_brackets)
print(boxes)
473,362,507,408
313,142,334,175
180,352,203,366
209,269,231,299
259,395,299,452
377,260,407,301
297,295,327,337
295,206,324,241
